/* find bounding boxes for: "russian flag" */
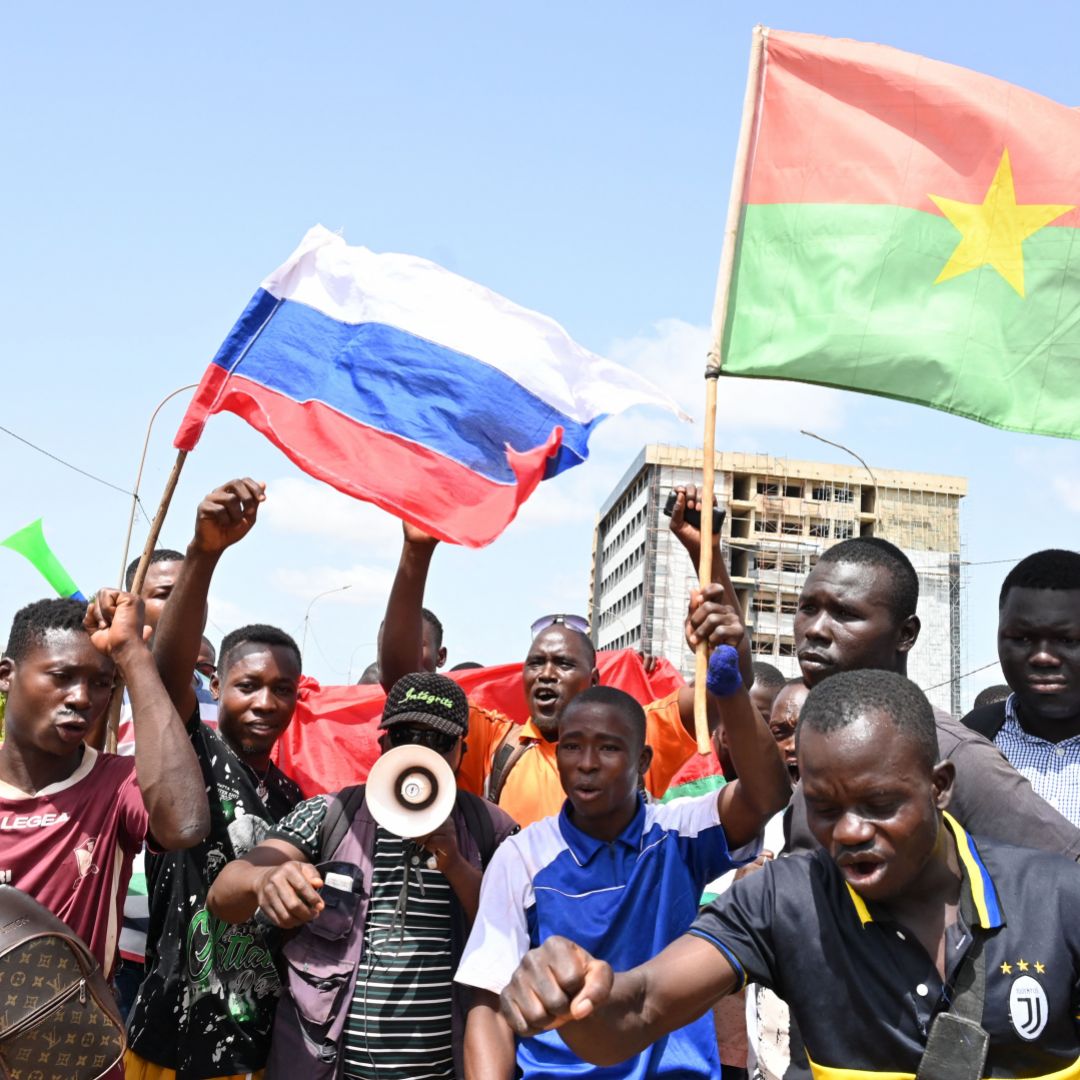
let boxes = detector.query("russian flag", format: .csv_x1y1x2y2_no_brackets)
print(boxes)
175,226,687,547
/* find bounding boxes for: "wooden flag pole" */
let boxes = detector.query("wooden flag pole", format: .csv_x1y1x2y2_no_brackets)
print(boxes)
693,26,766,755
103,448,189,753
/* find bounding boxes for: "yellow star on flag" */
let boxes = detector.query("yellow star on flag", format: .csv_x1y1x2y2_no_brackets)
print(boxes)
1000,961,1013,975
929,149,1073,298
1017,959,1030,972
1035,962,1046,974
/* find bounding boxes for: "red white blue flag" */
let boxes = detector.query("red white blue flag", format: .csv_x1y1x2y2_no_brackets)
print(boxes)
175,226,687,546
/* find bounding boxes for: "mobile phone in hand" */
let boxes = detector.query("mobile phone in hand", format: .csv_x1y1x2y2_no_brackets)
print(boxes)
663,490,726,533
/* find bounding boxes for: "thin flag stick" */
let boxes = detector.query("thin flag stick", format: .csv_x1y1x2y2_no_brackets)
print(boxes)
117,385,198,589
103,448,189,753
694,25,767,754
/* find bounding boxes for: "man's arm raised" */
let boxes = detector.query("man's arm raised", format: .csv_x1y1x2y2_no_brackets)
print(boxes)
499,935,737,1066
669,484,752,687
379,522,440,691
152,478,265,721
85,591,209,848
687,600,792,847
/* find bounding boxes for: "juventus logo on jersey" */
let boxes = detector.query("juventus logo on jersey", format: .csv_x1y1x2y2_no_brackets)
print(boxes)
1009,975,1048,1041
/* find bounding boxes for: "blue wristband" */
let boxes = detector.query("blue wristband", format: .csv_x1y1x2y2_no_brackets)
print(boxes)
706,645,743,697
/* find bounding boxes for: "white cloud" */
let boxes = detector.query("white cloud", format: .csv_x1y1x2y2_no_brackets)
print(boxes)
206,593,260,635
1052,474,1080,514
260,477,404,558
272,563,395,606
607,318,848,433
509,463,610,532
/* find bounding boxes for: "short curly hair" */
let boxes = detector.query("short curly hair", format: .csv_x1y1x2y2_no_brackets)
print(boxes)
817,538,919,623
219,624,302,675
5,598,89,661
125,548,184,590
999,549,1080,608
797,668,938,770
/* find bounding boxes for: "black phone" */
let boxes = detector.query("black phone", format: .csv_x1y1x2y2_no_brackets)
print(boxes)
663,490,726,533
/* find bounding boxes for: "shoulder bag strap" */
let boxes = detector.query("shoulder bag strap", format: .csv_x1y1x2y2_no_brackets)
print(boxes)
915,934,989,1080
487,730,537,805
319,785,367,859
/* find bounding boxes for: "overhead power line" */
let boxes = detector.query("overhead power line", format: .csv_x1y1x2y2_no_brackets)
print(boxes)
0,422,151,524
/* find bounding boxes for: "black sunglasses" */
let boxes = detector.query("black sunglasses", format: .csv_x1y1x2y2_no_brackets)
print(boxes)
387,726,459,754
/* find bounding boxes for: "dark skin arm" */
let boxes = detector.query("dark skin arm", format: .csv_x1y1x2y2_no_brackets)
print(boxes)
415,816,482,923
379,523,440,692
152,479,265,721
207,817,482,926
500,934,737,1066
85,591,209,848
669,484,753,687
465,989,517,1080
206,837,325,926
696,604,792,846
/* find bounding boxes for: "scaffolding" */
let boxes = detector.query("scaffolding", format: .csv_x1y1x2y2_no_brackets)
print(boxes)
591,446,968,716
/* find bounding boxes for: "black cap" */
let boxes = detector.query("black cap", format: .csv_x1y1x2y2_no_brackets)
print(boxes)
379,672,469,738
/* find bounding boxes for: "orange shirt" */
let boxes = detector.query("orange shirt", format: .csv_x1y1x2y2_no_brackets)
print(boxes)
457,691,697,828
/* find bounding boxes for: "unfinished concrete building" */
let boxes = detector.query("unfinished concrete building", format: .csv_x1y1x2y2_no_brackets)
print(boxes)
590,445,967,715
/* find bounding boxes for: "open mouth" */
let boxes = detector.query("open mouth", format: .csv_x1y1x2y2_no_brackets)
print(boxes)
532,688,559,708
837,852,886,886
55,716,89,740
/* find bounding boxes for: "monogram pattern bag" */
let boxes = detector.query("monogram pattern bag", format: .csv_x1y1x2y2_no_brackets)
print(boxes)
0,887,124,1080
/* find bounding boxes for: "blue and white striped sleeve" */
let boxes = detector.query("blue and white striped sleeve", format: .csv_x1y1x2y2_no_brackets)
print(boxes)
650,792,762,887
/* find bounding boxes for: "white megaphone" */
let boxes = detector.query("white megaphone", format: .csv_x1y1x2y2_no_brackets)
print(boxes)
366,744,457,838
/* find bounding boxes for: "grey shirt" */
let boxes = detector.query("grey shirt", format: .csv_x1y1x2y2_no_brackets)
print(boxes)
789,706,1080,860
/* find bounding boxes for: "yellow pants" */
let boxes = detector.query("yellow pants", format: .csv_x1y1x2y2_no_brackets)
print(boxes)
125,1049,264,1080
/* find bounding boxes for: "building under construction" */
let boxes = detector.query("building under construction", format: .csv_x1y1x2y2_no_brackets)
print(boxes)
590,445,967,715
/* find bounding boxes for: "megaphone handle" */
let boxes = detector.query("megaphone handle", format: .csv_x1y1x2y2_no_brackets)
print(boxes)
253,906,274,929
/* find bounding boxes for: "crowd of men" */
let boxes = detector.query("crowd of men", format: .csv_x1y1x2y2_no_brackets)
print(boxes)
3,475,1080,1080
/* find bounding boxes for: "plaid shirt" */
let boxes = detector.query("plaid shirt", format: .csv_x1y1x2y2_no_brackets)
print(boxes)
994,693,1080,828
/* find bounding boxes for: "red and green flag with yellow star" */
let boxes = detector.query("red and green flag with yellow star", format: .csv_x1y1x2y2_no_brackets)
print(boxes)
718,29,1080,439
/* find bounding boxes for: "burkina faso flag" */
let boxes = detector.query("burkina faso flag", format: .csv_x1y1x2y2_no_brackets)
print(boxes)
720,28,1080,439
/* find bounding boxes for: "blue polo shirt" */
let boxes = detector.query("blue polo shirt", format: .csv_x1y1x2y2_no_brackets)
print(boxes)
456,792,757,1078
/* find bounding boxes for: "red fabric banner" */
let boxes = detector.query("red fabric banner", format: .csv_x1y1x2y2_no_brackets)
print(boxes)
273,649,686,798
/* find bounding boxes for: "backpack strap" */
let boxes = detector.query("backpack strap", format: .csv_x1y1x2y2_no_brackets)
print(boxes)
961,701,1008,742
455,790,499,869
487,729,538,805
320,784,368,858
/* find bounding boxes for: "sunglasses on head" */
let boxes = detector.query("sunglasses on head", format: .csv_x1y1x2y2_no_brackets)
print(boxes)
387,726,459,754
530,613,590,637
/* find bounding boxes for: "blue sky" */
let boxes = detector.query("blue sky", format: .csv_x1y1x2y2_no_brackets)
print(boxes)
3,2,1080,707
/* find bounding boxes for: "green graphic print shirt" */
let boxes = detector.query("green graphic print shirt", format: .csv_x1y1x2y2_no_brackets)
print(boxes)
126,711,302,1078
